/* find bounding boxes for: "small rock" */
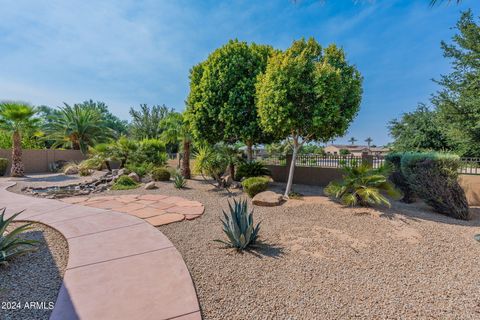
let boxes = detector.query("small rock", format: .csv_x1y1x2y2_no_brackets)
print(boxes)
128,172,140,183
111,169,119,176
145,182,157,190
252,191,284,207
117,168,126,176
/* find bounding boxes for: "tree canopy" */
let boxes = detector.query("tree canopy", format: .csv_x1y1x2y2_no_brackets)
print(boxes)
256,37,362,195
433,10,480,156
186,39,275,158
388,104,451,152
129,104,172,140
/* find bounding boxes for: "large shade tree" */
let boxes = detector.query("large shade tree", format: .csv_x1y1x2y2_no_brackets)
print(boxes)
256,38,363,196
159,112,193,178
186,39,275,160
0,102,39,177
46,103,113,154
432,10,480,156
388,104,451,152
129,104,172,140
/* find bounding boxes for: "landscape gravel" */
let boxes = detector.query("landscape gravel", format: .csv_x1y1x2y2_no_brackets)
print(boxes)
11,175,480,319
1,222,68,320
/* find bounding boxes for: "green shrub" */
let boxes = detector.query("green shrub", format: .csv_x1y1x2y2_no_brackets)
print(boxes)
151,167,171,181
234,161,270,181
1,209,39,265
324,164,399,207
0,158,7,176
131,139,167,166
111,175,139,190
214,199,260,250
241,176,270,197
400,152,469,220
194,145,228,183
173,171,187,189
125,162,151,178
385,153,415,203
78,166,92,176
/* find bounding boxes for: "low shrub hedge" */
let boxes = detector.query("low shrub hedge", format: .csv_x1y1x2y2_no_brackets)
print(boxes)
151,167,171,181
400,152,469,220
242,176,270,198
111,175,139,190
385,153,415,203
0,158,8,176
234,161,270,181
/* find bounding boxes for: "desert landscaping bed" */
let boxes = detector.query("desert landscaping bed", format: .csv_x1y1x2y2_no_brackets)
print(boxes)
1,222,68,320
10,176,480,319
153,180,480,319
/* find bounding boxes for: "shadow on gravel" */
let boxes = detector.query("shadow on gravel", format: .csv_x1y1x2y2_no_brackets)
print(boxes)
376,201,480,227
245,241,285,259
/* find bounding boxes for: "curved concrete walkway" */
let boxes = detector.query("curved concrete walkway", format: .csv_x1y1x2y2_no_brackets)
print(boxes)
0,182,201,320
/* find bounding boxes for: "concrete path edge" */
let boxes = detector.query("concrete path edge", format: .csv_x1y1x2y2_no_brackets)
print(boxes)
0,182,201,320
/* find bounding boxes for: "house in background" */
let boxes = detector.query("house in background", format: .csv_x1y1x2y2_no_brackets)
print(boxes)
324,144,390,156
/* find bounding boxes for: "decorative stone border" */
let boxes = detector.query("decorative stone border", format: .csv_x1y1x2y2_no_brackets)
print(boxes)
0,182,201,320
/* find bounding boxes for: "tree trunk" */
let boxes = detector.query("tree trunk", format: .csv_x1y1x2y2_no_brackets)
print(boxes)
246,141,253,161
284,136,300,198
228,162,235,179
181,140,191,179
10,130,24,177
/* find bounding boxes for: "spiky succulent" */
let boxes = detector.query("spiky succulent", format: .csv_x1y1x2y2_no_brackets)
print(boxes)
215,199,260,250
173,171,187,189
0,209,39,265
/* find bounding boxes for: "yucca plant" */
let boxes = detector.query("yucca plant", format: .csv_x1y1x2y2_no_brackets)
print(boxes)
173,171,187,189
215,199,261,250
324,164,400,207
1,209,39,265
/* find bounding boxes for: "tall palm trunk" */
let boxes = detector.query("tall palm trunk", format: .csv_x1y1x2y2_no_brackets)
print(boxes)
11,130,24,177
246,141,253,161
181,140,191,179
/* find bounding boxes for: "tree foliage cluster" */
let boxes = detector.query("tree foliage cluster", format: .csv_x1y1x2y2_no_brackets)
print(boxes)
389,10,480,156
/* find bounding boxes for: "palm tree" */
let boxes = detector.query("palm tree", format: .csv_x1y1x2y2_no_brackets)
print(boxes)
159,112,192,178
365,137,373,149
45,103,114,154
0,102,39,177
348,137,357,145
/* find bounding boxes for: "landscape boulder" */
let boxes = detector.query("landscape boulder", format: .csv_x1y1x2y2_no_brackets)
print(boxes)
252,191,284,207
144,181,157,190
128,172,140,183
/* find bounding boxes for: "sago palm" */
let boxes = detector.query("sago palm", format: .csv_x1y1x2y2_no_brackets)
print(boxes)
324,164,399,207
0,102,39,177
46,104,113,154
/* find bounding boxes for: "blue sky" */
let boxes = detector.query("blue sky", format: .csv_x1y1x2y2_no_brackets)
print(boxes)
1,0,479,146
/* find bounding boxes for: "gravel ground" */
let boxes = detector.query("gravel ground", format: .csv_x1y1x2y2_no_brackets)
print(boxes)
10,175,480,319
1,222,68,320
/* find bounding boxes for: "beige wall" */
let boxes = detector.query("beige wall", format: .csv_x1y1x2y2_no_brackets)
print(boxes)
0,149,85,174
459,175,480,206
267,161,480,206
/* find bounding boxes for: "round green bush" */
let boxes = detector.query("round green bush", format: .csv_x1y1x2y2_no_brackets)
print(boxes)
151,167,171,181
111,175,139,190
0,158,8,176
241,176,270,197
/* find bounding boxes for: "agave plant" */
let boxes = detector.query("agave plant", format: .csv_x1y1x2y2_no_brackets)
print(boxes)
0,209,39,265
215,199,260,250
173,171,187,189
324,164,400,207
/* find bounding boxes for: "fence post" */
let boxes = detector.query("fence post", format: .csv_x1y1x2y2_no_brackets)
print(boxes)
361,152,373,167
